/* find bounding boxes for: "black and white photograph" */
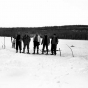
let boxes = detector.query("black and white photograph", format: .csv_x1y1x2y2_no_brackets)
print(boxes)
0,0,88,88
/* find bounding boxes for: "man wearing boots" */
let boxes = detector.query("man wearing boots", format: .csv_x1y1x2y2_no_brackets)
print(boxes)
51,34,58,55
41,34,50,55
23,33,31,54
16,32,22,53
33,33,41,54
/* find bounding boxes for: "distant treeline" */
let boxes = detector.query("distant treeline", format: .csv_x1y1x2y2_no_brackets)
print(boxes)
0,25,88,40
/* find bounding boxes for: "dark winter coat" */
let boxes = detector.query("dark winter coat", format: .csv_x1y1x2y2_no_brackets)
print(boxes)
42,35,50,45
33,35,41,43
51,36,58,45
23,35,30,45
16,34,21,42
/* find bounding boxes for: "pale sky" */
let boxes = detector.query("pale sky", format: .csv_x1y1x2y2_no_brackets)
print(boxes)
0,0,88,27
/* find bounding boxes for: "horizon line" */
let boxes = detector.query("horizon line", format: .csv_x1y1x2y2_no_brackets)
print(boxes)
0,24,88,28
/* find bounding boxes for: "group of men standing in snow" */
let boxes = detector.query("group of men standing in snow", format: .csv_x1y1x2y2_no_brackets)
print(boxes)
12,33,58,55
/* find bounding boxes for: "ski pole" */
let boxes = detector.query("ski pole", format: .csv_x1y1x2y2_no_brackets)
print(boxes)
66,44,74,57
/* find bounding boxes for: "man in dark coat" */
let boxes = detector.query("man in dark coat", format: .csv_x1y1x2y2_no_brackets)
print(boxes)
33,34,41,54
41,34,50,54
23,33,31,54
51,34,58,55
16,32,22,53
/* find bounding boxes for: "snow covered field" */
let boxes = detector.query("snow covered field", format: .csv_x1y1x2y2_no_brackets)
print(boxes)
0,37,88,88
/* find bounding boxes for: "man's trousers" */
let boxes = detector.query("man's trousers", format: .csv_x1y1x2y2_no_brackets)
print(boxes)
51,44,56,55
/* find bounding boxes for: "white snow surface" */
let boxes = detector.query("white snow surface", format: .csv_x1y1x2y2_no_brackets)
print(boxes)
0,37,88,88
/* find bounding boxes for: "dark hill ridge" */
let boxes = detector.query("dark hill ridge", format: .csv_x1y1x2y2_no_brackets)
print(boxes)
0,25,88,40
